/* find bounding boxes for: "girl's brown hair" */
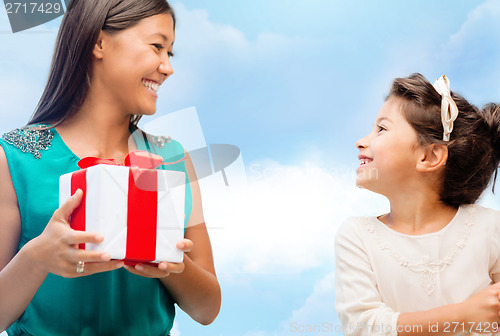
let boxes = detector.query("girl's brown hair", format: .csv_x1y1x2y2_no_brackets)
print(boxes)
28,0,175,127
389,73,500,207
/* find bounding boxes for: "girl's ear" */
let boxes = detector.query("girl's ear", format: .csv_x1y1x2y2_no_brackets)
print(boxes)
416,144,448,172
93,31,106,60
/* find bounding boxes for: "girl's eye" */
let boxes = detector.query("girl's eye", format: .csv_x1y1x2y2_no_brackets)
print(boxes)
167,51,174,58
377,125,386,133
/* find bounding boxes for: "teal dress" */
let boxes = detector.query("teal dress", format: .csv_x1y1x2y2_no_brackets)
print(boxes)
0,124,192,336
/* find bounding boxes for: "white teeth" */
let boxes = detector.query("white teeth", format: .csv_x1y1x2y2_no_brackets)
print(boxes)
142,79,160,93
360,159,371,165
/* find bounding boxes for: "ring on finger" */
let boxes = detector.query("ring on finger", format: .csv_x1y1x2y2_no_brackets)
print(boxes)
76,261,85,274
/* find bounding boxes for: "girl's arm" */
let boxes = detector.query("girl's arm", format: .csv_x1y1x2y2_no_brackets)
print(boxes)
397,285,500,335
335,218,400,336
124,151,221,325
0,146,122,331
335,218,500,336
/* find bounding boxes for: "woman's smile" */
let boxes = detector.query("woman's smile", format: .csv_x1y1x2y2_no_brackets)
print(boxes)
142,78,161,97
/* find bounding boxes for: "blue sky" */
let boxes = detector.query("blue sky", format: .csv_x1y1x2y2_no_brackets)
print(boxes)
1,1,500,335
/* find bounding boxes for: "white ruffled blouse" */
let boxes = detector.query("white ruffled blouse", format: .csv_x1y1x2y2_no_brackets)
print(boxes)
334,204,500,336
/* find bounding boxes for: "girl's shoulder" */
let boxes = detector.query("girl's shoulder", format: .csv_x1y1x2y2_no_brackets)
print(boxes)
469,203,500,225
337,214,380,232
335,215,379,246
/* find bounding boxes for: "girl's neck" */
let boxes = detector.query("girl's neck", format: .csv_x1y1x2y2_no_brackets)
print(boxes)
380,192,459,235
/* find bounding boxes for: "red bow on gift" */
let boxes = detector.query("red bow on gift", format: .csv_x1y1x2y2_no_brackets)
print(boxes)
78,150,165,169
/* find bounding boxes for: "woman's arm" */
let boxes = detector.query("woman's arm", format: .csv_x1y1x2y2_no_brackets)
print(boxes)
0,145,46,330
161,151,220,324
0,146,122,331
161,221,221,325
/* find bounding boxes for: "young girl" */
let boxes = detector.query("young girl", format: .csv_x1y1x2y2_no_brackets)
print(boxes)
335,73,500,335
0,0,220,335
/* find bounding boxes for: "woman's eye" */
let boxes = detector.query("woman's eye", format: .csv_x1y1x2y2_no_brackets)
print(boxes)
152,43,165,50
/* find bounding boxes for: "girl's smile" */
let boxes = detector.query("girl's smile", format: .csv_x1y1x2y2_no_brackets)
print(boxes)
355,97,423,196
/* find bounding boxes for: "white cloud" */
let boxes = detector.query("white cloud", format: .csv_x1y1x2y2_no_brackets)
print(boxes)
437,0,500,100
446,0,500,54
244,332,268,336
284,272,340,334
0,27,58,133
240,272,341,336
158,2,305,112
170,321,181,336
203,158,388,275
172,3,299,61
0,76,43,132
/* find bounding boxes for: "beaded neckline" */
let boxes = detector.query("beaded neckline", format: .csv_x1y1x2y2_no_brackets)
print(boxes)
2,124,54,159
1,124,172,160
362,205,474,296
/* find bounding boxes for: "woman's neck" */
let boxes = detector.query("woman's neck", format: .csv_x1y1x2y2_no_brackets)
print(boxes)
56,94,136,162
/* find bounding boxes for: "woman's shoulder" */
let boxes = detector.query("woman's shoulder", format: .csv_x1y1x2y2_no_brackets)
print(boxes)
0,123,55,159
132,127,185,157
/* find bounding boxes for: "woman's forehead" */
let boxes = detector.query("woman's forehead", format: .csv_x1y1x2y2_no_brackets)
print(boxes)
119,13,175,42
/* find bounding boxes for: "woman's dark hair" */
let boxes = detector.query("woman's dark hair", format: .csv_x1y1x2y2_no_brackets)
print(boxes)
388,73,500,207
28,0,175,127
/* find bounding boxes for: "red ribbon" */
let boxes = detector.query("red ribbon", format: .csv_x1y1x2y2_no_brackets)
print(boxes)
78,150,164,170
70,151,166,262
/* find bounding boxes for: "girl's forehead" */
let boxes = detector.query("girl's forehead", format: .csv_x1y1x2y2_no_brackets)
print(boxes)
377,98,402,119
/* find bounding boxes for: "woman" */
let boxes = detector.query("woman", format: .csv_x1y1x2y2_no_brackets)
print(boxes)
0,0,221,335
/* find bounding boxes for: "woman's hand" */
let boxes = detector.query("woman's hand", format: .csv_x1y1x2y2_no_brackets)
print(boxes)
123,239,193,278
27,189,124,278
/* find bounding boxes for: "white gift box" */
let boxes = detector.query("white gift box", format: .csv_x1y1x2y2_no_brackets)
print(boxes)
59,164,186,264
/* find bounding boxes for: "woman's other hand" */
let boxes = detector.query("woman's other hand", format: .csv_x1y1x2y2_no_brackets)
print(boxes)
123,239,193,278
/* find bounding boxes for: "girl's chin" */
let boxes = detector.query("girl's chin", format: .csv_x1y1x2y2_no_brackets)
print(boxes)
355,180,368,189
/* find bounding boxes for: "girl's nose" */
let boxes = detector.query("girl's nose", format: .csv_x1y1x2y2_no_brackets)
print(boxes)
356,134,369,149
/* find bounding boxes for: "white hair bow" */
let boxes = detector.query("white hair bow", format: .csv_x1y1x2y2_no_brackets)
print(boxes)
433,75,459,141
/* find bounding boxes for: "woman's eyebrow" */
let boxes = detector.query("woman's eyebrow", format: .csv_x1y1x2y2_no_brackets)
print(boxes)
148,32,168,41
148,32,175,47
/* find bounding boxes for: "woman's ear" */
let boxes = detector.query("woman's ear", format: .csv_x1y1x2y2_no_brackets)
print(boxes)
416,144,448,172
93,31,106,60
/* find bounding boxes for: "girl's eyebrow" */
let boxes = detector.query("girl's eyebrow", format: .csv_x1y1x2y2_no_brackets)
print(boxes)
375,117,392,124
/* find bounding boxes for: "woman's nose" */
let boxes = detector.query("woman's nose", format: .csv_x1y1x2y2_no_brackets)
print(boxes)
159,56,174,78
